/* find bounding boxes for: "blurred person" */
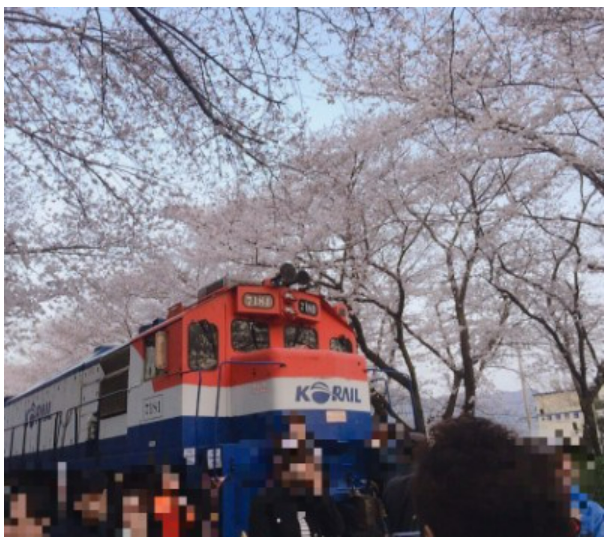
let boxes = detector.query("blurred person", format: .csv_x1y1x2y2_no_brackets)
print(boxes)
248,415,344,536
5,490,50,537
201,473,225,537
557,444,604,537
413,416,572,537
375,420,426,535
121,489,149,537
153,466,196,537
5,471,53,537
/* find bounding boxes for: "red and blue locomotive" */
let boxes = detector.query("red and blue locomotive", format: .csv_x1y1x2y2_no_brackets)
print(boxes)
5,265,399,535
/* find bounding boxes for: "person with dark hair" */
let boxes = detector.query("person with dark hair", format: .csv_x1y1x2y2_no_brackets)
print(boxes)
412,416,572,537
248,416,345,536
383,474,417,535
70,470,121,536
375,420,426,536
5,486,52,536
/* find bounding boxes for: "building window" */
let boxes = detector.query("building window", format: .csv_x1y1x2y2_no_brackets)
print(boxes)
189,321,218,370
232,320,270,352
285,326,318,349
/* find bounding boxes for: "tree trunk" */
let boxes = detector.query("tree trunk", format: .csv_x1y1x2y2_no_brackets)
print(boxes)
580,395,602,456
442,371,462,420
350,314,427,435
454,300,476,416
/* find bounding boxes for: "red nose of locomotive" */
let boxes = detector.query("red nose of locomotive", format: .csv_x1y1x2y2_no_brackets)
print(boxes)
222,263,369,442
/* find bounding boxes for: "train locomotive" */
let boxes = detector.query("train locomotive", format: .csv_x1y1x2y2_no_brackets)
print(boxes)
4,265,398,536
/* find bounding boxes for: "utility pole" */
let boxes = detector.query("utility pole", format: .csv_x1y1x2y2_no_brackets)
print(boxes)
516,350,533,436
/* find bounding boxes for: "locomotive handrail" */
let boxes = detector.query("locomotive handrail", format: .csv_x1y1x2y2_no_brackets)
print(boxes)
210,360,287,474
6,358,295,460
366,367,422,432
4,388,127,433
5,367,222,433
4,363,271,435
5,367,229,459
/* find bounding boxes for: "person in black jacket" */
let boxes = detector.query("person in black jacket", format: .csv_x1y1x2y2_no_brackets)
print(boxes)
248,416,345,537
249,490,344,537
382,474,417,535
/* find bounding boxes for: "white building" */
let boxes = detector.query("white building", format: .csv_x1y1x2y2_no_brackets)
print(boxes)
534,388,603,445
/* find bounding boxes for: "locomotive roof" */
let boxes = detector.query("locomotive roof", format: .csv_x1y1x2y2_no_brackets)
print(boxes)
5,277,342,408
4,344,125,407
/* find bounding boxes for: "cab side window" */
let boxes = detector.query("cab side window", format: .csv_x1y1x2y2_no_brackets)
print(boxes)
189,320,219,370
144,336,158,380
330,336,353,353
232,320,270,352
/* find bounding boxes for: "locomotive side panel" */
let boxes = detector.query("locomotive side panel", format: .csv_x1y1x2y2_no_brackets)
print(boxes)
125,317,187,462
4,367,85,462
6,276,374,481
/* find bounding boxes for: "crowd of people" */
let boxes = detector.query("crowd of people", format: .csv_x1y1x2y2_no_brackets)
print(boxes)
247,415,604,537
5,464,222,536
4,415,604,536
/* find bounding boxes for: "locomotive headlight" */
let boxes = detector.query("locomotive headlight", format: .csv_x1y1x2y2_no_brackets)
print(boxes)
243,293,275,309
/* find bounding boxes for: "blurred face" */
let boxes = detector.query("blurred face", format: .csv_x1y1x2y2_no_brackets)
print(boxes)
280,453,323,496
122,493,148,537
9,493,28,521
370,421,390,449
162,472,180,491
557,453,580,490
75,489,108,524
277,420,323,496
5,493,49,537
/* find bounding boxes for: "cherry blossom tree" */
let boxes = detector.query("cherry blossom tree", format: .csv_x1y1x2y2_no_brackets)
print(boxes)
5,8,603,441
489,176,603,453
165,118,519,429
4,7,305,344
321,8,603,195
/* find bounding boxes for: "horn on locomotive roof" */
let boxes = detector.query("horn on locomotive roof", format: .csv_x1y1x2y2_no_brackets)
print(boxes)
296,269,311,286
271,263,311,288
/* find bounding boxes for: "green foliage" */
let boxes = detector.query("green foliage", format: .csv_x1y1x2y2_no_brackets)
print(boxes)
579,454,604,507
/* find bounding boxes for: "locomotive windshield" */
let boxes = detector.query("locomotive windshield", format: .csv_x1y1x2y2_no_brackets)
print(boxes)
285,325,318,349
232,320,270,352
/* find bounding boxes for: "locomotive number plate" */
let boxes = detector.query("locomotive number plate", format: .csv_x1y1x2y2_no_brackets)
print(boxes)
243,293,274,309
142,395,164,422
298,300,318,316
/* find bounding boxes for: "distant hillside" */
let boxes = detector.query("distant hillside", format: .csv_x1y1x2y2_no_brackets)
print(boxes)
389,388,536,436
